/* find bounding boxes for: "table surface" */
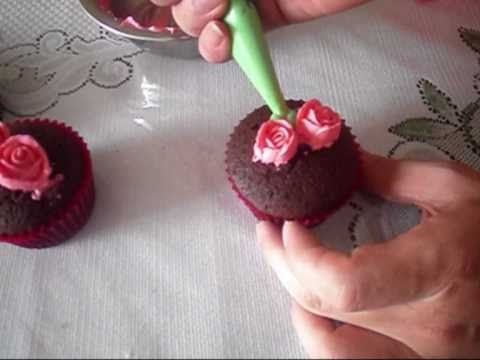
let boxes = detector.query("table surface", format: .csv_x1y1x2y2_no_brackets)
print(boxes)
1,0,479,358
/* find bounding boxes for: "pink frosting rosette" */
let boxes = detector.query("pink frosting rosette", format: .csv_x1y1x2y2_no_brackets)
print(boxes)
253,119,299,167
252,99,343,166
0,134,54,198
296,99,342,151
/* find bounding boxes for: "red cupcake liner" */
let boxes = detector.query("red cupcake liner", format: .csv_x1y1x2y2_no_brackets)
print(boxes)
226,125,363,228
0,119,95,249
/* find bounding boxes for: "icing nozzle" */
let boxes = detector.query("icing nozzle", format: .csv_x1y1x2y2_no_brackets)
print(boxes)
224,0,290,119
270,108,297,124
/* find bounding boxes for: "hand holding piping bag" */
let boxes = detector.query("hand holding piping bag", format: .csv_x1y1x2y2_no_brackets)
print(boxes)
223,0,294,121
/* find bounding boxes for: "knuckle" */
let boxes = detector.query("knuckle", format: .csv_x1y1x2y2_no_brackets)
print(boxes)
434,161,480,197
437,324,467,344
297,291,323,313
326,256,366,312
436,161,465,178
315,340,356,360
171,9,202,36
458,256,478,279
433,162,470,188
321,268,363,312
315,346,340,360
423,321,468,345
333,281,362,312
447,251,480,281
188,0,227,19
184,22,204,37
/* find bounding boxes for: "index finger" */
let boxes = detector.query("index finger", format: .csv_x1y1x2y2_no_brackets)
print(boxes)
361,152,480,212
282,220,450,312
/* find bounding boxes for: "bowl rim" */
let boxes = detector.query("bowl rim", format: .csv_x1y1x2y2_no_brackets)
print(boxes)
78,0,192,42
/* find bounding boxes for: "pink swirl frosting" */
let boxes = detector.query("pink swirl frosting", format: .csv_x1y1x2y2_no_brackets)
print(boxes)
253,119,299,167
0,135,54,197
296,100,342,150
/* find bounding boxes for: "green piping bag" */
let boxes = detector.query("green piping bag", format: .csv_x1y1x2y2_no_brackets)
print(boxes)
223,0,294,121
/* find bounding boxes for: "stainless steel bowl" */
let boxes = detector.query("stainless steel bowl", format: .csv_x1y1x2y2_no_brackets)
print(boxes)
78,0,199,59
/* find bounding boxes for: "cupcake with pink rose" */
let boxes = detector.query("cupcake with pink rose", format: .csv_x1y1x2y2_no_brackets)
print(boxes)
225,99,361,227
0,119,95,249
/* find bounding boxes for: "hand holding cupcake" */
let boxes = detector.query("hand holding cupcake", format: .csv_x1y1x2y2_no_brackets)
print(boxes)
226,100,361,227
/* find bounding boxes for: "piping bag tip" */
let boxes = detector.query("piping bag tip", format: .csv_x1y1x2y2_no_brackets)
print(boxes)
223,0,292,120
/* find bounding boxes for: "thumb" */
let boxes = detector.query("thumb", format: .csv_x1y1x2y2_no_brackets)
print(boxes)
291,302,419,359
283,221,448,312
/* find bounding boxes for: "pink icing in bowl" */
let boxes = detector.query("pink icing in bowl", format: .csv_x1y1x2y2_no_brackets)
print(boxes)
79,0,199,58
97,0,183,35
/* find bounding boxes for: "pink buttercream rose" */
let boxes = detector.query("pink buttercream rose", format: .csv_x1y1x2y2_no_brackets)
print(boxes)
0,135,53,194
296,100,342,150
0,123,10,144
253,119,299,167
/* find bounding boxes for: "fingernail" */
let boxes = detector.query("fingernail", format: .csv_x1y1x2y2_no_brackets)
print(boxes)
205,21,225,47
192,0,220,13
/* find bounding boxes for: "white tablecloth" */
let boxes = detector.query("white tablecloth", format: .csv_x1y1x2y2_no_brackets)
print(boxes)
0,0,479,358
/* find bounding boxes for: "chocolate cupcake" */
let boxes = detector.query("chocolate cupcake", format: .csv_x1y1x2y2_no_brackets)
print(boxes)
0,119,95,248
226,99,361,227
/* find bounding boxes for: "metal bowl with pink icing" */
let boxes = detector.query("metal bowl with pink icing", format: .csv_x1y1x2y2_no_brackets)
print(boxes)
78,0,199,59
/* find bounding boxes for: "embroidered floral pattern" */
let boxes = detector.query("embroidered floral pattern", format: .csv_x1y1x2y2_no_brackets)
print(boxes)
349,27,480,249
0,29,143,117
